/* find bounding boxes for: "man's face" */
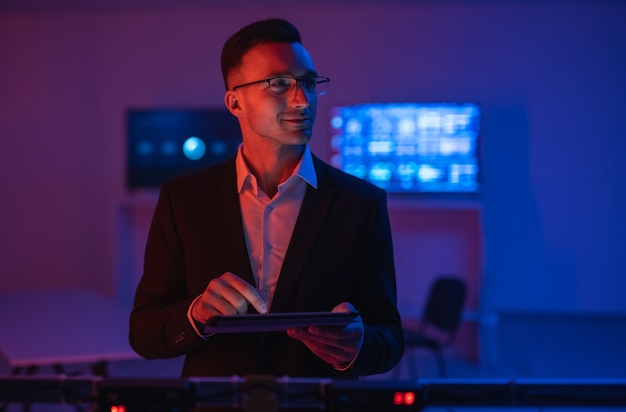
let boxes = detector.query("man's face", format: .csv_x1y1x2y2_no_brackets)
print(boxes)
225,42,318,147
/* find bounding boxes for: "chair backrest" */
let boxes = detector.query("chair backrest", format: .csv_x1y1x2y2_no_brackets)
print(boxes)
422,276,467,336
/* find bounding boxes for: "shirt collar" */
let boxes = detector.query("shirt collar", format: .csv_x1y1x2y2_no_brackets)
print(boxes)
236,144,318,194
296,144,318,189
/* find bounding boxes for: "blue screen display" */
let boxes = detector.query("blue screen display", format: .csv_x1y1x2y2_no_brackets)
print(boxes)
329,103,481,193
127,109,241,188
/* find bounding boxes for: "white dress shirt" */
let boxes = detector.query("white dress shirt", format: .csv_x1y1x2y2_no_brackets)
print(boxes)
236,144,317,308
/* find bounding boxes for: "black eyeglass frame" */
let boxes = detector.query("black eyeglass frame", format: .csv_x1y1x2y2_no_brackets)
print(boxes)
231,76,330,96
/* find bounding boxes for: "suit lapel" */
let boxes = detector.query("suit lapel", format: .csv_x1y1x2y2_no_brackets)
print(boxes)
200,160,255,287
270,158,335,312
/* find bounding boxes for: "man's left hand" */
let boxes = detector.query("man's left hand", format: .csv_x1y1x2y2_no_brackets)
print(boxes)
287,302,364,369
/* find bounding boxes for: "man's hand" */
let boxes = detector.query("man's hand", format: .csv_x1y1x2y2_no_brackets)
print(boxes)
287,302,364,369
191,272,268,324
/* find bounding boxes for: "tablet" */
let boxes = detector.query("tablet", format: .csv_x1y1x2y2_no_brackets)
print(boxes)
203,311,358,334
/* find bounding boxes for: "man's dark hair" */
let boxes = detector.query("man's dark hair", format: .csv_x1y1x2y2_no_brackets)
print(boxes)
221,18,302,90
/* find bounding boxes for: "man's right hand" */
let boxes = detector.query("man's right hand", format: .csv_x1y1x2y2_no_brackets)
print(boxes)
191,272,268,324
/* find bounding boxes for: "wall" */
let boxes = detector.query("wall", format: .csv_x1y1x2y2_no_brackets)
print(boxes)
1,1,624,315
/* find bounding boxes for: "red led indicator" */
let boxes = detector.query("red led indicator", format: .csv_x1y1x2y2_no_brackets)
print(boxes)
403,391,416,405
111,406,127,412
393,391,416,406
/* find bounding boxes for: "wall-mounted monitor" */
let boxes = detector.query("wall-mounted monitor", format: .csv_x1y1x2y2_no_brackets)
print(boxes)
329,103,481,194
127,108,241,189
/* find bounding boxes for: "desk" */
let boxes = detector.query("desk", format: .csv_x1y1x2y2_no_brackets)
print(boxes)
0,289,139,376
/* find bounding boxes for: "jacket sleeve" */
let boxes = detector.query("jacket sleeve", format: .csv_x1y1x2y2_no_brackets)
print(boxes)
346,190,404,376
128,184,206,359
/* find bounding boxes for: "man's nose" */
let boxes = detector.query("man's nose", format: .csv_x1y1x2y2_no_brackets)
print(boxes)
290,80,312,107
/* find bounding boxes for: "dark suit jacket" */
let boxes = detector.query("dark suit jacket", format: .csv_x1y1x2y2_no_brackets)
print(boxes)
129,155,403,378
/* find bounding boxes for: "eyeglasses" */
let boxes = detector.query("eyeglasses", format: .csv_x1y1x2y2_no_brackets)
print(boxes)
231,76,330,97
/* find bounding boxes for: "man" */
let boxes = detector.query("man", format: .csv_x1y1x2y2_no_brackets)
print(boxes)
129,18,403,378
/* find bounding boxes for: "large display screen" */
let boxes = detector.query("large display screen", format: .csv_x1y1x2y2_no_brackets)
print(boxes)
329,103,481,193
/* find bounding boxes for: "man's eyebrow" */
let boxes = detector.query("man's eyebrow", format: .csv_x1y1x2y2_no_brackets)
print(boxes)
267,70,319,78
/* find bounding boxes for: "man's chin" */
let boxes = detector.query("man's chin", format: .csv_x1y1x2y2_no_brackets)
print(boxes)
286,132,312,145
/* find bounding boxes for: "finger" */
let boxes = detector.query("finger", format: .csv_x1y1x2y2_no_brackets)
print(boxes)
221,293,250,315
287,328,354,365
221,273,268,314
331,301,355,313
309,344,353,364
192,290,233,323
239,287,268,314
206,277,243,313
290,326,356,344
199,275,251,317
204,283,242,315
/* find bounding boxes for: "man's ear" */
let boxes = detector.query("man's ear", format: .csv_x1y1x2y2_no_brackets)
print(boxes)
224,90,244,117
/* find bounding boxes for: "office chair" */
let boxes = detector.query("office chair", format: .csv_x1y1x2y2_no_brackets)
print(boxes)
395,276,467,380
